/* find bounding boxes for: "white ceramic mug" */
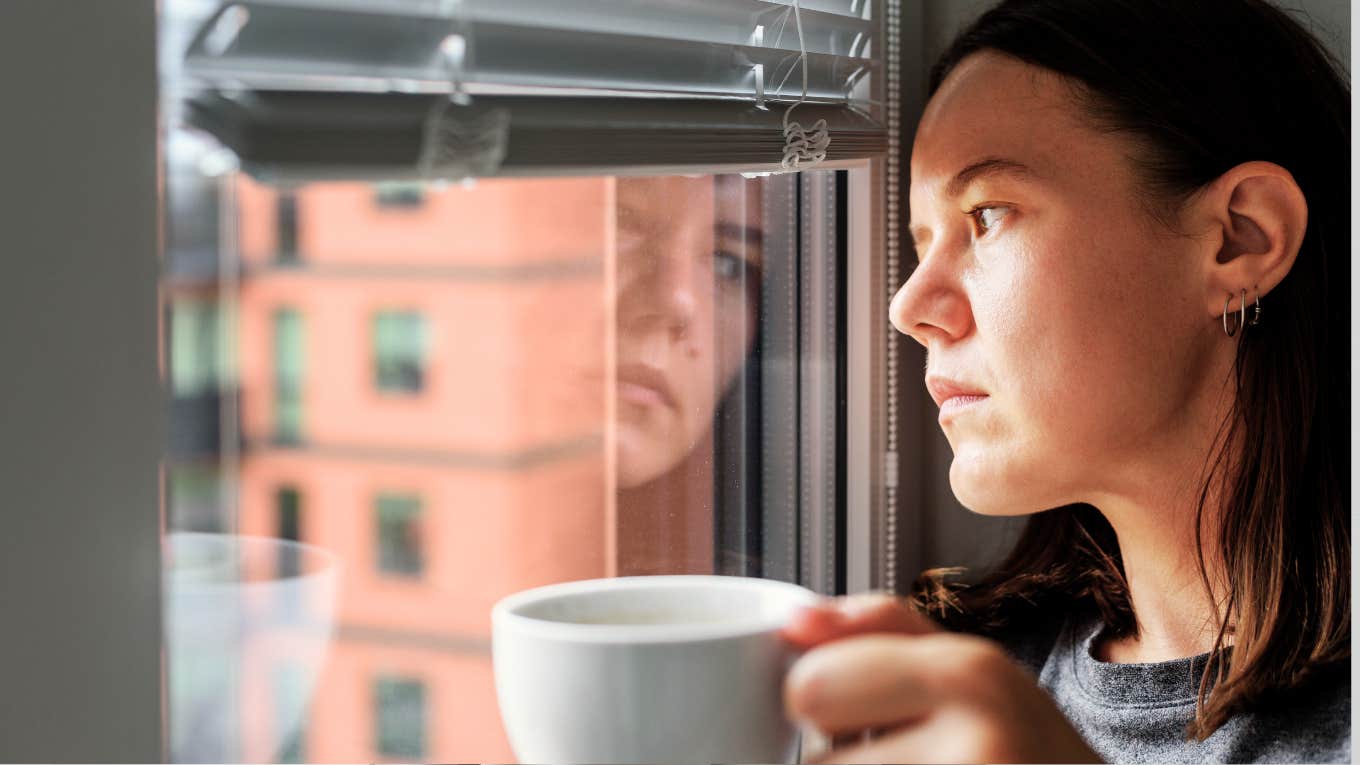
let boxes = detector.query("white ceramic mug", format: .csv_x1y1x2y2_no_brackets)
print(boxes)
492,575,821,764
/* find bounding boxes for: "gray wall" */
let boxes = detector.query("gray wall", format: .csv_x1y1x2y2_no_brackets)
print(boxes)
0,1,163,760
904,0,1351,580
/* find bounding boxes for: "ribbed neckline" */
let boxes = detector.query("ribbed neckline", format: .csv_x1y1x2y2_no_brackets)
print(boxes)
1069,614,1228,707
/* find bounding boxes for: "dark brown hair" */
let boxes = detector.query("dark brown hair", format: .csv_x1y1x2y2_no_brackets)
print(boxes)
909,0,1350,741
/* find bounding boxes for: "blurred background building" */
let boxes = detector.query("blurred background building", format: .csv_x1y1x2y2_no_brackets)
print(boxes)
165,159,617,761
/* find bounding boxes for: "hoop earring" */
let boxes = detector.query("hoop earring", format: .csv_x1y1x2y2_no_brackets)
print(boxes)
1222,289,1246,337
1247,287,1262,327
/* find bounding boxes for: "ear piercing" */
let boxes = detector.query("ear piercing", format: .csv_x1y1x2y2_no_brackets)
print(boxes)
1222,287,1262,337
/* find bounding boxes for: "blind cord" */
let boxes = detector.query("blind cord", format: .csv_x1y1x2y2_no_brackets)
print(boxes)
779,0,830,171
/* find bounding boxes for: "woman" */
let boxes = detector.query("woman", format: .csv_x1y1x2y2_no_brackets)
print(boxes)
606,174,765,574
782,0,1350,762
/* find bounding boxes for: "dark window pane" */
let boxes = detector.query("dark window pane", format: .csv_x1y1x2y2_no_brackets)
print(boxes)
277,191,299,263
374,182,425,209
277,486,302,577
277,487,301,541
374,676,426,758
376,493,423,576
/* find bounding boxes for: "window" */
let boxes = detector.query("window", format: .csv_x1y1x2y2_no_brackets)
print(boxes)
170,298,224,397
277,191,299,263
168,464,225,534
277,487,302,577
373,677,426,759
372,311,426,394
159,1,892,762
374,182,426,210
277,487,301,542
274,663,308,763
273,308,304,444
376,493,423,577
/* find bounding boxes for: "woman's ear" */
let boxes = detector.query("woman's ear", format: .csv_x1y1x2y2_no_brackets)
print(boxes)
1192,161,1307,318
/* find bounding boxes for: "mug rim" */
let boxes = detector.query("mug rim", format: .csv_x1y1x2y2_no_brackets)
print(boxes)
164,531,343,591
491,575,822,644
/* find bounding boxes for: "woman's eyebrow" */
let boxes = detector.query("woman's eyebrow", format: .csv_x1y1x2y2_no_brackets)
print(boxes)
907,156,1039,246
945,156,1037,198
714,220,764,247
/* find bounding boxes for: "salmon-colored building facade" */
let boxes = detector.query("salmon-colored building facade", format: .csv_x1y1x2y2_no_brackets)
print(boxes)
232,177,615,762
166,168,725,762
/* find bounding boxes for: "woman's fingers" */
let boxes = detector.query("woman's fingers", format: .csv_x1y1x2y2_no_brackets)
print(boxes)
805,708,998,765
785,632,1003,736
787,631,1105,764
781,592,939,650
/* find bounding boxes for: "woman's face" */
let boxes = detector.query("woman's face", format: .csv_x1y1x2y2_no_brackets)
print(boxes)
611,175,762,489
891,52,1222,515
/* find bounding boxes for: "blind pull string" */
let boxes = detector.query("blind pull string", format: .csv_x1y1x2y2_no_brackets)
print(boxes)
416,0,509,182
779,0,830,171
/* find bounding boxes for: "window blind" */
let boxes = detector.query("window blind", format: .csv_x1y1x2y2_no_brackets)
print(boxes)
178,0,885,179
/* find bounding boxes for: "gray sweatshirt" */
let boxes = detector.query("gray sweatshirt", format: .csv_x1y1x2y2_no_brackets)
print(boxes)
998,610,1351,764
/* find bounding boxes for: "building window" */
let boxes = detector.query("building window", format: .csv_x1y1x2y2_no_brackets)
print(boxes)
373,182,425,209
274,663,308,763
168,464,224,533
376,493,423,577
373,676,426,759
169,297,223,397
273,308,304,443
277,191,299,263
372,311,426,394
276,486,301,577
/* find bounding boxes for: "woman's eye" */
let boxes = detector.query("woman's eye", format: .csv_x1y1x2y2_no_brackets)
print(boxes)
968,205,1010,235
713,250,746,282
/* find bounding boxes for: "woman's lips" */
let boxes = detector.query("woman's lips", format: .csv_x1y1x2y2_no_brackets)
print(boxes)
926,374,989,422
938,393,988,421
618,380,670,408
614,363,677,410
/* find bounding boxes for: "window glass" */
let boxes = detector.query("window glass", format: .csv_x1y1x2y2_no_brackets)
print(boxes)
277,192,299,264
170,297,222,397
274,663,308,763
158,0,863,759
372,311,427,394
163,154,813,762
375,493,423,577
169,464,225,533
273,308,304,443
277,487,302,577
374,183,426,210
374,676,427,759
277,487,301,542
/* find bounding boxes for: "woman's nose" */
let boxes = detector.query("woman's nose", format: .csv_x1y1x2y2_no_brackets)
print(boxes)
654,256,698,332
623,250,698,336
888,259,972,348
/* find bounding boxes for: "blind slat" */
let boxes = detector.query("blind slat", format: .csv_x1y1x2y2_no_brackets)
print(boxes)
178,0,885,180
186,1,878,103
187,92,886,181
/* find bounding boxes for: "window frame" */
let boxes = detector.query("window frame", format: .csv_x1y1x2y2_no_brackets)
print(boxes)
0,1,163,760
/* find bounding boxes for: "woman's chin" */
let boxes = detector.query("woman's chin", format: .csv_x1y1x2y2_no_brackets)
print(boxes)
948,452,1034,517
613,437,680,490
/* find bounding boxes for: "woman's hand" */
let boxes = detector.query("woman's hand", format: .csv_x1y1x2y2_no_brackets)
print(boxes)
781,593,1102,764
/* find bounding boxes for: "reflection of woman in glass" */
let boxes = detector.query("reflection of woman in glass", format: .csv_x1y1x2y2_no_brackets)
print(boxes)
608,175,763,575
782,1,1348,762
